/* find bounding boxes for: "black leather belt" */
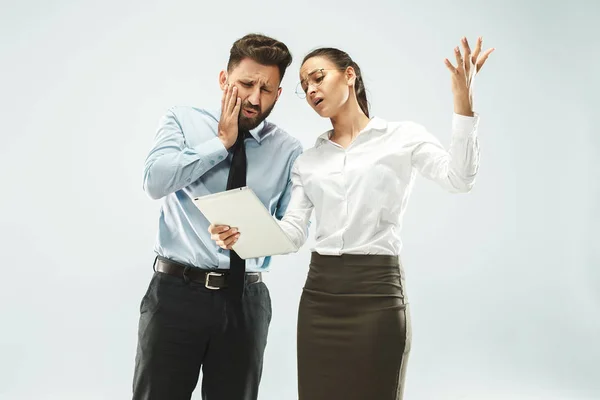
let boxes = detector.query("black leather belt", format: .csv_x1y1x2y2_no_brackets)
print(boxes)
154,257,262,290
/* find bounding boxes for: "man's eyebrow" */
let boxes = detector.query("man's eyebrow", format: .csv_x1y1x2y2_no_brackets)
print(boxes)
238,78,275,90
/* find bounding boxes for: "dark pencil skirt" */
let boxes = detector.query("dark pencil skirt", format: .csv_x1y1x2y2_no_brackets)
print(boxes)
297,252,412,400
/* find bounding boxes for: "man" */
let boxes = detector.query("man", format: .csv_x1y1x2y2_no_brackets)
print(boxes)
133,33,303,400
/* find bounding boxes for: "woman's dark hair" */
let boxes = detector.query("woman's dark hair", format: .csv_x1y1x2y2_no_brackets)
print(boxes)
227,33,293,83
302,48,369,117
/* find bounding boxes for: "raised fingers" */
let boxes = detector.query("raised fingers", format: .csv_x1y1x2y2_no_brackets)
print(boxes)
461,37,472,75
454,47,465,72
476,47,495,72
472,37,483,64
444,58,457,74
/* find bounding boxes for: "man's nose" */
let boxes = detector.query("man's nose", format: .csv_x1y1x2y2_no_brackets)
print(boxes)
247,87,261,108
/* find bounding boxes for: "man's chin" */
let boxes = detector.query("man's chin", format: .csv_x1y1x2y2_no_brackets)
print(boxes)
238,103,275,131
238,115,262,131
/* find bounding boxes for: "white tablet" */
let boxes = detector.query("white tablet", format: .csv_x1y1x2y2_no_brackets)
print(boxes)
192,187,298,259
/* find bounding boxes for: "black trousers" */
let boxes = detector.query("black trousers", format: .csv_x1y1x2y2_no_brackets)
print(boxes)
132,267,272,400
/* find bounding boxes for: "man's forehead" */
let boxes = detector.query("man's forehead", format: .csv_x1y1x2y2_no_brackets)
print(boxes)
237,70,272,82
230,60,279,86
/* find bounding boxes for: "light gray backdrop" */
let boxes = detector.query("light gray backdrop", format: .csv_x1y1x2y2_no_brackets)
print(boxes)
1,0,598,399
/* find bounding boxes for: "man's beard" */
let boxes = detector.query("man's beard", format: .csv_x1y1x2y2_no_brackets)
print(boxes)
237,101,276,131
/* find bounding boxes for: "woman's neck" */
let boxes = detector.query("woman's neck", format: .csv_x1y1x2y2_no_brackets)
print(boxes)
329,100,370,142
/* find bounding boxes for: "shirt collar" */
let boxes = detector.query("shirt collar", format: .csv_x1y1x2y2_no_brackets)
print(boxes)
315,116,388,147
248,121,266,143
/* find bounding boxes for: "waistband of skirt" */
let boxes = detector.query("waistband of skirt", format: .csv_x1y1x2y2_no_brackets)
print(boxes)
310,251,400,267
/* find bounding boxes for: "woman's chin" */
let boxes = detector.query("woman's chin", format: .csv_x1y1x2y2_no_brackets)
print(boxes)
313,106,331,118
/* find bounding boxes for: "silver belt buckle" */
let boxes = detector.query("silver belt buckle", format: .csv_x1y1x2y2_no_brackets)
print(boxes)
205,271,223,290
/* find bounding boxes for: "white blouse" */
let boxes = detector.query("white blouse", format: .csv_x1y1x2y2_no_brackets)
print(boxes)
277,113,480,255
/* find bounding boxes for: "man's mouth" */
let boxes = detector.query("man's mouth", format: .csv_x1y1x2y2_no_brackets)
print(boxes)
242,108,258,117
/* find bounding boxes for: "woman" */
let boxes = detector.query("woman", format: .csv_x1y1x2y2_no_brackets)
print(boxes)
212,36,494,399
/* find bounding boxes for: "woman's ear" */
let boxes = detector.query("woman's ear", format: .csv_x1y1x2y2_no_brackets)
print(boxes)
346,66,357,87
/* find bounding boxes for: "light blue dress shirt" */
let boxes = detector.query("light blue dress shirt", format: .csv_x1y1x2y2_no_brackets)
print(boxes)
143,106,303,272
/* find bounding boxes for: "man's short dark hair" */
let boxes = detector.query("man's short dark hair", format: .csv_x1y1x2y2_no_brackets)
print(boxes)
227,33,293,83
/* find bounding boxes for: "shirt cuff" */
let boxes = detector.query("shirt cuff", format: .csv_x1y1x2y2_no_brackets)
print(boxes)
194,136,229,167
452,112,480,137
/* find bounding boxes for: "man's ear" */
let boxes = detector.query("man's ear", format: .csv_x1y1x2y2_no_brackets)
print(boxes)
276,87,282,101
219,70,228,90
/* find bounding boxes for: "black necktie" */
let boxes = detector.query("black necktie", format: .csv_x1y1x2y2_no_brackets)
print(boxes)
226,129,250,301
